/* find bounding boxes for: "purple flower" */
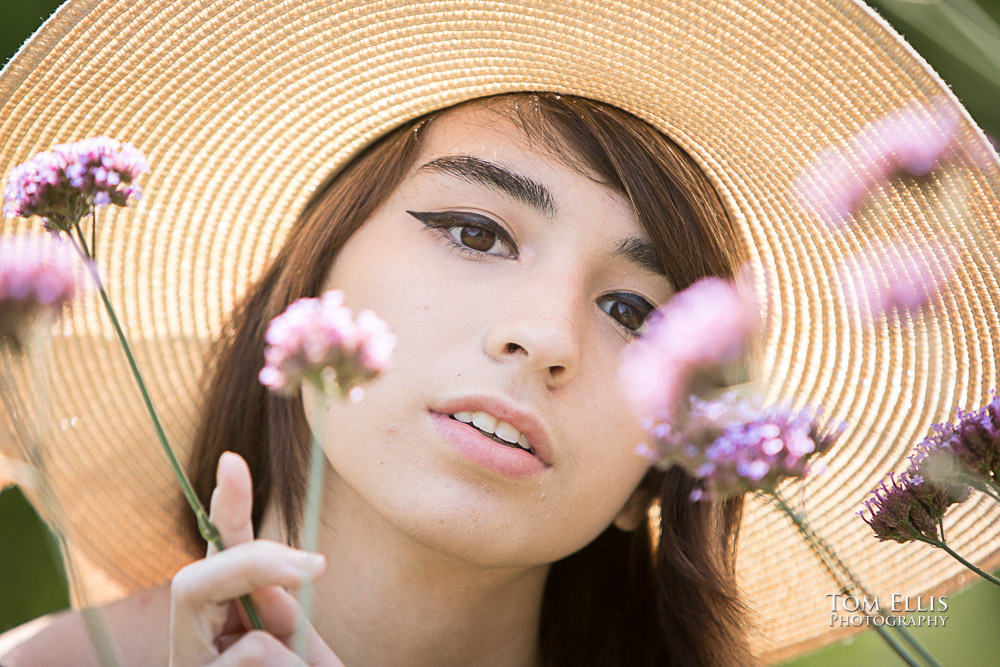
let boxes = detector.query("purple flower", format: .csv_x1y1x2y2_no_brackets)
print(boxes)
858,472,950,543
0,235,89,350
910,395,1000,483
619,276,758,425
838,238,954,322
259,290,397,397
793,99,960,229
858,396,1000,544
3,137,149,232
641,393,841,500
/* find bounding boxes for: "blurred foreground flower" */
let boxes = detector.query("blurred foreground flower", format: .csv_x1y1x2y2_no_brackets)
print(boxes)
619,276,758,425
838,238,954,323
618,274,840,499
0,235,89,351
617,254,935,663
2,137,271,633
3,136,148,233
646,393,841,500
259,290,396,656
794,99,960,229
259,290,397,398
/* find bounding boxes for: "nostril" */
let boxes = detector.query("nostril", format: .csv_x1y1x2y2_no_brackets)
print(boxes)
549,365,566,378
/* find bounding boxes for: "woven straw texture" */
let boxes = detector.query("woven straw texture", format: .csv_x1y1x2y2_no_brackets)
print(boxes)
2,0,999,661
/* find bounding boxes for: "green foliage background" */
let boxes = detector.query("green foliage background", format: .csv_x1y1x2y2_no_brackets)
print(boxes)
1,0,999,663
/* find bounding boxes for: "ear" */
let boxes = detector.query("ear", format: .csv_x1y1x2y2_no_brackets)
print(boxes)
613,487,651,532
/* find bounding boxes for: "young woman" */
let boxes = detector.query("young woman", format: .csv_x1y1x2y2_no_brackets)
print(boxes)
3,1,999,666
5,93,751,666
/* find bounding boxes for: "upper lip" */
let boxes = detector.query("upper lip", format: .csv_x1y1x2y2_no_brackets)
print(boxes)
431,395,554,466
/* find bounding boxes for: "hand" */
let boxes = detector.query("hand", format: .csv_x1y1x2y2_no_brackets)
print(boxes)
169,451,344,666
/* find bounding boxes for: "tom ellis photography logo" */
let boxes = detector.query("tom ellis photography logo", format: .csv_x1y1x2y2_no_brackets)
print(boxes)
827,593,949,628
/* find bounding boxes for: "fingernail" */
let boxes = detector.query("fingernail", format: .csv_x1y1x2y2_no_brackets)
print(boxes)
293,550,326,575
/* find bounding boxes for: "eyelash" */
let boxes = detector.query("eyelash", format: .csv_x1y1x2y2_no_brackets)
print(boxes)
407,210,655,337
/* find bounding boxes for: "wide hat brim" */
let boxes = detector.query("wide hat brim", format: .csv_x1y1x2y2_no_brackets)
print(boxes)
2,0,999,661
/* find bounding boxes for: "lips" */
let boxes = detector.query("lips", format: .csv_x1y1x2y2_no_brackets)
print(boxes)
429,395,553,477
450,410,534,453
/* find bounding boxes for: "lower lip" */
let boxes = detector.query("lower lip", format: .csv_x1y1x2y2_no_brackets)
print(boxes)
430,412,546,479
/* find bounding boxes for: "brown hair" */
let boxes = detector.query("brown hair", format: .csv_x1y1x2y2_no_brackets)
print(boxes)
186,93,752,666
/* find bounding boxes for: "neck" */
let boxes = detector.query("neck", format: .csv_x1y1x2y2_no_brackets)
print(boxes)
264,470,549,667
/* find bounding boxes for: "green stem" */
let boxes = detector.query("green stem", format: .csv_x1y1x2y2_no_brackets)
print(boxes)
916,536,1000,587
768,490,940,667
0,359,124,667
294,387,333,659
67,223,263,630
871,623,926,667
976,478,1000,504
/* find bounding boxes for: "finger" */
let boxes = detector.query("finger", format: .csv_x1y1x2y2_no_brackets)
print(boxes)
207,451,256,557
244,586,302,638
245,587,345,666
173,541,326,611
213,630,306,667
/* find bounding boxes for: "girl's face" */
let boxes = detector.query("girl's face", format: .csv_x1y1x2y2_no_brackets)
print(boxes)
305,103,672,568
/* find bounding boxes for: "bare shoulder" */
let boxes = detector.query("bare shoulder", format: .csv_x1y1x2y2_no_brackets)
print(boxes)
0,584,170,666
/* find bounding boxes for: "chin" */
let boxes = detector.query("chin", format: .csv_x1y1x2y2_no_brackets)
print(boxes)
373,480,610,570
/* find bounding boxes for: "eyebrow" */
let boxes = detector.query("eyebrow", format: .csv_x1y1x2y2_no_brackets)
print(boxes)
613,236,667,278
418,155,557,217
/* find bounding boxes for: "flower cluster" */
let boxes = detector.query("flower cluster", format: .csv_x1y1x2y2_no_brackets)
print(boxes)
619,276,758,425
858,466,971,544
259,290,397,397
794,99,959,229
914,395,1000,481
857,397,1000,544
860,472,945,543
3,137,149,232
639,393,841,500
0,235,88,350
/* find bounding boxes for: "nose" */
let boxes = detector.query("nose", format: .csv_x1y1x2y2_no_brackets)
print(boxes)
483,290,583,388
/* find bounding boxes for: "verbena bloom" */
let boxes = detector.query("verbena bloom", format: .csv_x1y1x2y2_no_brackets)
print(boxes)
0,235,89,350
3,136,149,232
619,276,758,425
910,395,1000,482
858,472,943,543
259,290,396,397
641,393,840,500
793,99,960,229
838,238,953,322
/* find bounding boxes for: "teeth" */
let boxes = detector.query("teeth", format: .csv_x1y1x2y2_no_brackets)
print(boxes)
494,420,521,444
471,411,498,433
450,410,532,451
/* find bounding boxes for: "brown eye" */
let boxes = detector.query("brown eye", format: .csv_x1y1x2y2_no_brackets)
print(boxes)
598,292,654,335
609,301,642,330
407,210,518,259
459,226,497,252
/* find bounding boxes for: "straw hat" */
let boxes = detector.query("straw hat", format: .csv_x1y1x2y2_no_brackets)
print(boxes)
1,0,998,661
